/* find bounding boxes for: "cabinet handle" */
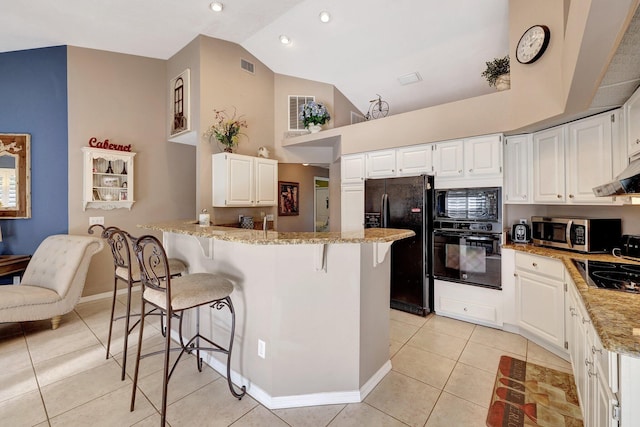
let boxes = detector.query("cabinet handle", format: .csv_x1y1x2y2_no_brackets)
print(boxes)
557,194,562,198
569,194,574,198
532,262,537,267
469,169,473,172
513,273,518,277
588,369,597,378
391,169,395,172
458,170,462,173
581,317,591,324
399,169,402,172
636,138,640,145
592,345,603,355
569,307,577,316
584,358,592,367
463,307,468,312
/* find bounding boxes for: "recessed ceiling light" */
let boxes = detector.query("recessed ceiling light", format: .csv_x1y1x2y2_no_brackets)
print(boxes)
279,34,291,45
319,11,331,23
302,163,309,166
210,2,223,12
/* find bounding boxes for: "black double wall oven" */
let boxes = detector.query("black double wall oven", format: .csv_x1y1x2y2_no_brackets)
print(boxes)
432,187,502,290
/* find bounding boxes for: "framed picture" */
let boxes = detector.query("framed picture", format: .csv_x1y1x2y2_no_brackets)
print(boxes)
278,181,299,216
119,190,128,201
169,69,190,136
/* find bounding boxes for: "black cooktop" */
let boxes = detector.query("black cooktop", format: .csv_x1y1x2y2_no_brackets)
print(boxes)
573,259,640,294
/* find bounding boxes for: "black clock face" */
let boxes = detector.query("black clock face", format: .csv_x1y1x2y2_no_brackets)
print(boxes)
516,25,550,64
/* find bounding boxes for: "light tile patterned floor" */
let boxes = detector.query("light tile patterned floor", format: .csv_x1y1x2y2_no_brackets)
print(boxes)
0,297,573,426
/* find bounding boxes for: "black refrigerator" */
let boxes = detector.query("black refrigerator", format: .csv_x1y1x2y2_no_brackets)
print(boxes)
364,175,434,316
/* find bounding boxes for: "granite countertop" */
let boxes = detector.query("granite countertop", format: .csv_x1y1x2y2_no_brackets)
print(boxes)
138,220,415,245
504,243,640,357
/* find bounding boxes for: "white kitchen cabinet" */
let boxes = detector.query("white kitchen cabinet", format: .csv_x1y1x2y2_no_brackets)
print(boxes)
212,153,277,207
366,150,396,178
340,184,364,231
532,126,566,203
566,113,614,204
341,154,365,184
465,134,502,177
434,279,503,328
531,110,621,205
433,139,464,179
624,84,640,158
82,147,135,210
566,278,619,427
397,145,432,176
503,134,532,203
514,252,565,351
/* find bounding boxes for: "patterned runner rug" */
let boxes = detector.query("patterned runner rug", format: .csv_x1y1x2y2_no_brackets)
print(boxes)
486,355,583,427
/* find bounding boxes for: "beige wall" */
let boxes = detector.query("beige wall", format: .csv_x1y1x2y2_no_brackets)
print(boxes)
333,86,363,128
67,47,197,296
277,164,329,232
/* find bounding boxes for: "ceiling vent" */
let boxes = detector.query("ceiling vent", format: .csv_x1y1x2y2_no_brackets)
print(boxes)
288,95,314,131
241,59,255,74
397,72,422,86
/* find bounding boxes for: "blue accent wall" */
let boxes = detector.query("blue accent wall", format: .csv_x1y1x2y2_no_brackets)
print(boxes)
0,46,68,255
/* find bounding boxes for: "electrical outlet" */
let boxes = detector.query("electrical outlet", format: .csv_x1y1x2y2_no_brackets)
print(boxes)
266,214,274,221
89,216,104,225
258,339,266,359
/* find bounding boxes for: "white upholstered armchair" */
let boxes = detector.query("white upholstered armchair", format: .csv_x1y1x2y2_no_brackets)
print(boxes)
0,234,103,329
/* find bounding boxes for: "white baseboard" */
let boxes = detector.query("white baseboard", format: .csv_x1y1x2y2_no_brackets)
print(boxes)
199,345,391,409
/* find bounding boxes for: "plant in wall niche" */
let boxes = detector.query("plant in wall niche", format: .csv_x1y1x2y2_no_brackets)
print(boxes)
204,108,248,153
299,101,331,133
481,55,511,90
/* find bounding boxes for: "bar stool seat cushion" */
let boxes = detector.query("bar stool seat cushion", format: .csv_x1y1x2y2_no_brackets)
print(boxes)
116,258,187,282
143,272,234,311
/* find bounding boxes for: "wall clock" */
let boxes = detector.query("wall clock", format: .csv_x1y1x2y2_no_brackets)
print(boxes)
516,25,550,64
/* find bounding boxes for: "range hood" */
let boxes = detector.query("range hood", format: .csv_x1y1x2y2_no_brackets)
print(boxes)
593,158,640,196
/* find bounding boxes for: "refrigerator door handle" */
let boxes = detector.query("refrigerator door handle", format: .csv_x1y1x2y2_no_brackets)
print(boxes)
381,193,389,228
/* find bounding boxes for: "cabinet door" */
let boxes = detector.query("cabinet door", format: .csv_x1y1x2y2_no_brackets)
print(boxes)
465,135,502,177
341,154,365,184
515,270,565,349
504,135,531,203
433,140,464,178
366,150,396,178
254,158,277,206
226,155,254,205
625,86,640,158
533,127,565,203
397,145,432,176
566,114,613,204
340,184,364,232
592,367,619,427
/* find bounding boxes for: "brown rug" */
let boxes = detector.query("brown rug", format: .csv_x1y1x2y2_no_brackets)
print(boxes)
486,356,583,427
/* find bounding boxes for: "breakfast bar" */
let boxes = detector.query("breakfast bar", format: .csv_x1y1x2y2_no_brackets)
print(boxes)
138,220,414,409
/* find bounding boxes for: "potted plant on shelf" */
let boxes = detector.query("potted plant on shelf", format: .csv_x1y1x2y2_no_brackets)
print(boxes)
481,55,510,91
204,108,247,152
299,101,331,133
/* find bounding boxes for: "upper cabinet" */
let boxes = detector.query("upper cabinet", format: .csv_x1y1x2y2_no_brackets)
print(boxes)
434,135,503,189
624,85,640,158
433,139,464,179
504,134,532,203
366,150,396,178
397,145,432,176
82,147,135,211
531,110,622,205
212,153,277,207
341,153,366,184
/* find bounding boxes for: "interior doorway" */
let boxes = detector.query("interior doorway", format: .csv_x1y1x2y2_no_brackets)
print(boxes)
314,177,329,232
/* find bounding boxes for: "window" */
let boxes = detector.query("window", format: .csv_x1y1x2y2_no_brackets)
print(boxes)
288,95,315,131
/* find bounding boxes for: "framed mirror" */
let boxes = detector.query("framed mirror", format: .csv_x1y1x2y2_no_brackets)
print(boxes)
0,134,31,218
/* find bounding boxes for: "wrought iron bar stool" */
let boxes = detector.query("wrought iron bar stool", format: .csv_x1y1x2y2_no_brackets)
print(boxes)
129,234,245,425
88,224,187,381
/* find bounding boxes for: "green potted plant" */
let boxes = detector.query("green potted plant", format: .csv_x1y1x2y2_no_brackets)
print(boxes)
481,55,510,90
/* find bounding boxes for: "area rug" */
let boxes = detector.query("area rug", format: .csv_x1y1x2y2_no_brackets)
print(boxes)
486,355,583,427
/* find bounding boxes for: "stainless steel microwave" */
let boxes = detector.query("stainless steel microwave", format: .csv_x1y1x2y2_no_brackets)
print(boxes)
530,216,622,253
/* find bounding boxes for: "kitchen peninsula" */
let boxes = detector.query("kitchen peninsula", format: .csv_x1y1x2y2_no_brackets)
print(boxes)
138,220,414,409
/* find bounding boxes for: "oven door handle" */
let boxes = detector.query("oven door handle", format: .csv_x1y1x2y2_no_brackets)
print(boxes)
566,220,573,249
433,231,464,238
465,236,497,242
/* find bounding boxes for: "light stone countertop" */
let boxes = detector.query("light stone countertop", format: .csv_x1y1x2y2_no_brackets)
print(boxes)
138,220,415,245
504,243,640,358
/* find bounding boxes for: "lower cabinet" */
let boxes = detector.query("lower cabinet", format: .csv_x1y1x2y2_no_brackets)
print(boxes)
434,279,503,327
340,184,364,231
514,253,566,352
566,278,619,427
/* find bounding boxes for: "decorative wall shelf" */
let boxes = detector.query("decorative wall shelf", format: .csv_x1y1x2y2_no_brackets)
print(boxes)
82,147,136,210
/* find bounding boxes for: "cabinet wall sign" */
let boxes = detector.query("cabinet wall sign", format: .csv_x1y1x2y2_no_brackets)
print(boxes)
170,69,191,136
